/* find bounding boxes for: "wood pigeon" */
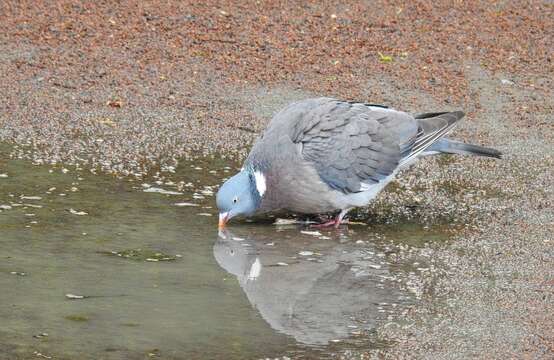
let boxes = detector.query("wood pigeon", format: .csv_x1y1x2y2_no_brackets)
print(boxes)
216,98,501,228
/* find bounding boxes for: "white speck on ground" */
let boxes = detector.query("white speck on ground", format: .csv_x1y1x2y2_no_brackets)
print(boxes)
174,202,199,207
300,230,322,236
143,187,183,195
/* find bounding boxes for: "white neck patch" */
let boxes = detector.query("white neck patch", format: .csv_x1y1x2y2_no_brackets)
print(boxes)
253,170,267,197
247,257,262,281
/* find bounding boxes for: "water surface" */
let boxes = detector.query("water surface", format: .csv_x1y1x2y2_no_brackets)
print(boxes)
0,149,448,359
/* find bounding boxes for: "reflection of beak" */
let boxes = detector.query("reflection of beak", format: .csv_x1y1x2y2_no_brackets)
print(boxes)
218,229,229,239
218,212,229,229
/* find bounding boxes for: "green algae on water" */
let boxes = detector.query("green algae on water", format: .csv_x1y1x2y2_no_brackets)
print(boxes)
65,315,89,322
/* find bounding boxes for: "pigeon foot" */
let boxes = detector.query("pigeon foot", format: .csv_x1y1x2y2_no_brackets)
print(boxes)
310,209,352,229
311,219,340,228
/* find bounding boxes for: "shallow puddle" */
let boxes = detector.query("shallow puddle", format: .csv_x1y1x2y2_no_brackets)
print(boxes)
0,146,450,359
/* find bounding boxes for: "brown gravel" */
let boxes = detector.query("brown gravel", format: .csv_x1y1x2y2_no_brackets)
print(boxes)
2,1,552,100
1,1,552,177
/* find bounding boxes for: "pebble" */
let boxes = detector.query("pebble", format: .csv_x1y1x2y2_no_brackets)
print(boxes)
65,293,85,300
174,202,199,207
33,351,51,359
20,196,42,200
274,218,297,225
300,230,321,236
23,204,42,208
10,271,26,276
143,187,183,195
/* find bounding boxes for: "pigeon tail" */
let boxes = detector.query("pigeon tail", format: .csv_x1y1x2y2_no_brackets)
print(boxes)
400,111,464,165
427,138,502,159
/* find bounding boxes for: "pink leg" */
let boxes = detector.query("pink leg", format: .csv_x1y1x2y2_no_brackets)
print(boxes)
311,209,351,229
311,219,339,228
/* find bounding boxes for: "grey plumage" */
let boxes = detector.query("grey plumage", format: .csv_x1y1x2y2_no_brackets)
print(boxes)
218,97,501,224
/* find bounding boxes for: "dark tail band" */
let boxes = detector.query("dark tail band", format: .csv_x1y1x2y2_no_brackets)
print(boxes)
430,138,502,159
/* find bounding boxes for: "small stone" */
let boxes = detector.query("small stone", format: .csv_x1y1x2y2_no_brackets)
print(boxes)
20,196,42,200
174,202,199,207
300,230,321,236
65,293,85,300
143,187,182,195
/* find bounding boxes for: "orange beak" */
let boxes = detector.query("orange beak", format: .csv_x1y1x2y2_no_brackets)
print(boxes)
218,212,229,229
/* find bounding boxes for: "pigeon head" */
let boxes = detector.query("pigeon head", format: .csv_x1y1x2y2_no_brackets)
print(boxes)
216,169,264,228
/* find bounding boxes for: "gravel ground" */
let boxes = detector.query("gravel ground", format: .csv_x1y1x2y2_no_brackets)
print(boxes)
0,1,552,359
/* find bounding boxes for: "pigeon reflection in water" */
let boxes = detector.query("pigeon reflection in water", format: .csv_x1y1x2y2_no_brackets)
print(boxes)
213,229,405,345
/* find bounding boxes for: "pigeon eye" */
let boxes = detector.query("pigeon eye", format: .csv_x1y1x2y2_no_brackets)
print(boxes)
233,196,239,204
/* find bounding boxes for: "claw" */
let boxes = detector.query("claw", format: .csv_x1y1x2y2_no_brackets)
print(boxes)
310,209,351,229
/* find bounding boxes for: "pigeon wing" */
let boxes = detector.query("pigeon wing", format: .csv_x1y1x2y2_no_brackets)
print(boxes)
291,100,418,193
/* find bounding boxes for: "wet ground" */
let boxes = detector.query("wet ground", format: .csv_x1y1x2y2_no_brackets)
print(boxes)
1,146,453,359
